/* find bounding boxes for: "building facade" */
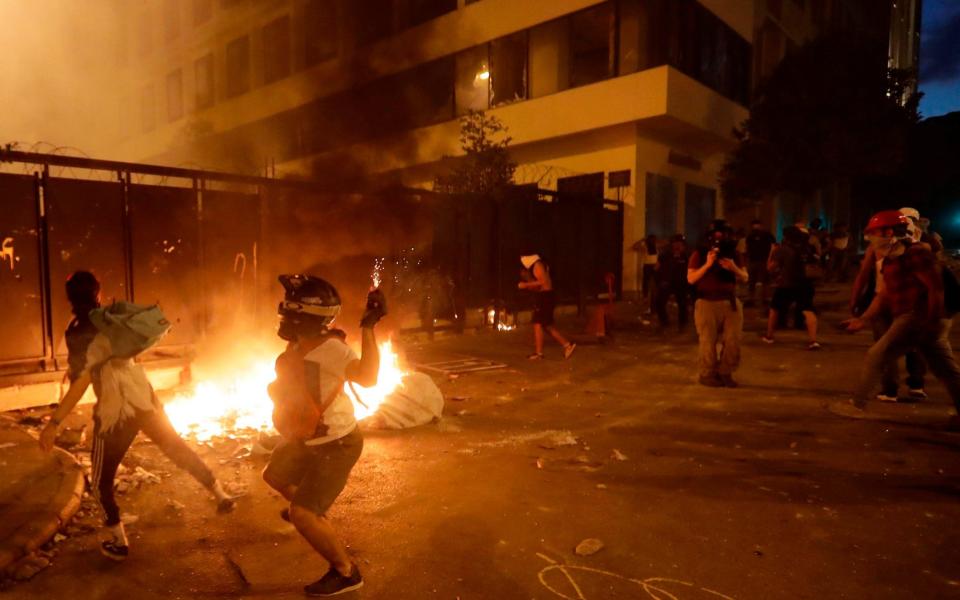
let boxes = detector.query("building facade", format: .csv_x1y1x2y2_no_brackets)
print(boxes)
113,0,916,295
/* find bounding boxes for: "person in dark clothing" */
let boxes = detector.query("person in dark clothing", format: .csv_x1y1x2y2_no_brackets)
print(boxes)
632,235,659,312
687,221,749,387
40,271,235,562
836,211,960,425
519,254,576,360
762,226,821,349
655,234,690,332
744,220,776,305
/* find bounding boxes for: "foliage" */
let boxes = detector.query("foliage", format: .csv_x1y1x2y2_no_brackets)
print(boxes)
720,33,921,206
434,110,516,197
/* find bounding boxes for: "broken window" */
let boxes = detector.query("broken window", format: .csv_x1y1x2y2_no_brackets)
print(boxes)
195,53,215,109
569,2,615,88
304,0,338,66
263,15,291,84
167,69,184,121
455,45,489,114
226,35,250,97
141,85,156,132
489,31,527,106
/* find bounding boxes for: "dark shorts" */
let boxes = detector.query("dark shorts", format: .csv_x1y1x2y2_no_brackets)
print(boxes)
771,285,815,313
532,291,556,326
263,427,363,516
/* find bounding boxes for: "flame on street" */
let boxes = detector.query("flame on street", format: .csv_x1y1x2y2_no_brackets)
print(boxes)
164,340,407,441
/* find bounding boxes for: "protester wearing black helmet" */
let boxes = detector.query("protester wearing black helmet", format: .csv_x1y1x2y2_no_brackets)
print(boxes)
263,275,386,596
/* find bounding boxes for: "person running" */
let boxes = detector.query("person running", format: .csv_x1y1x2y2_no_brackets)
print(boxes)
744,220,776,306
519,254,576,360
688,221,749,387
762,226,821,350
263,275,385,596
39,271,235,562
837,211,960,423
654,234,690,333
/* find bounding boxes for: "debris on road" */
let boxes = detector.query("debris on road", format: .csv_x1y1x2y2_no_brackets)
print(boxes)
574,538,604,556
6,553,50,581
611,449,628,461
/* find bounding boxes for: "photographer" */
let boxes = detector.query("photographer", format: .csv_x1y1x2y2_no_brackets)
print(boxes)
687,221,749,387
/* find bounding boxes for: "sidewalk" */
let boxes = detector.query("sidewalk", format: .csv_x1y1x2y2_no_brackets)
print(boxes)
0,418,84,577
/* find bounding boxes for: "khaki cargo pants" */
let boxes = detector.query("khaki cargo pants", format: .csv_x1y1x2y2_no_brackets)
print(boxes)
694,299,743,378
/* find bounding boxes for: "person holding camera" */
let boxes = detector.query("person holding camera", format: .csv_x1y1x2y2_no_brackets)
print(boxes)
687,221,749,387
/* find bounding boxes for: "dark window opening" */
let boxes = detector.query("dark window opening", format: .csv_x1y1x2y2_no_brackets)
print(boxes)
304,0,338,66
263,15,291,84
569,3,615,88
226,35,250,97
193,0,212,26
490,31,527,106
356,0,393,45
406,0,457,29
166,69,183,121
195,53,215,109
644,173,677,239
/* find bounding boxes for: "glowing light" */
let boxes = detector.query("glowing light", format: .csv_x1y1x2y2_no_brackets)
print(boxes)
166,340,406,441
476,68,490,82
371,257,384,289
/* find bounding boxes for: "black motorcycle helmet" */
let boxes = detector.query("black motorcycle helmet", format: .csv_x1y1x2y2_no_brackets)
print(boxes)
276,274,341,341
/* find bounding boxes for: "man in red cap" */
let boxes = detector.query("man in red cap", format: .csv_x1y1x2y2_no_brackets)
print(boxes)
838,211,960,426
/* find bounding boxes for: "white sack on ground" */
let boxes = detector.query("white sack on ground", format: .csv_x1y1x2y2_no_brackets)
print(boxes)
365,372,443,429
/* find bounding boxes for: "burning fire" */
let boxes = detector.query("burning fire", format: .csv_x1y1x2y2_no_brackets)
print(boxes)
487,308,516,332
165,340,407,441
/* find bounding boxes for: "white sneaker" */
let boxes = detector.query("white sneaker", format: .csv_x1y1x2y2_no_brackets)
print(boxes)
875,393,898,402
908,388,928,401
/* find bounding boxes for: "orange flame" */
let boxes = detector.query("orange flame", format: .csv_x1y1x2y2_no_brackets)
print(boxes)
165,340,406,441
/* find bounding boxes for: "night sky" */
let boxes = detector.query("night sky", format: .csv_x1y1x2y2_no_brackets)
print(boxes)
919,0,960,118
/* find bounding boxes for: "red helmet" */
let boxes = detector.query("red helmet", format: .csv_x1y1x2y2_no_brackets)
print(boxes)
864,210,909,234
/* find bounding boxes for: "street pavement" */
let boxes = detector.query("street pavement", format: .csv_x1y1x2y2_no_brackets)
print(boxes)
2,288,960,599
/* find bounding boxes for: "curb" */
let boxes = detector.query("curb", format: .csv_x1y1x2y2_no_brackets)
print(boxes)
0,448,84,576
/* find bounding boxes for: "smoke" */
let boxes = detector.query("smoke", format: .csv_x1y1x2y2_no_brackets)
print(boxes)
0,1,123,156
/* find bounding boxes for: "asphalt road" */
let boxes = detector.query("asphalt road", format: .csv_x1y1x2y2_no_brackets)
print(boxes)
5,303,960,599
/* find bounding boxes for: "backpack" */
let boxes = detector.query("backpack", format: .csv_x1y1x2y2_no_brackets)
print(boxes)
89,301,171,358
267,342,341,441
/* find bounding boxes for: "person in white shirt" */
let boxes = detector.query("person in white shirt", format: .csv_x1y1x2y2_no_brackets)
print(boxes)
263,274,385,597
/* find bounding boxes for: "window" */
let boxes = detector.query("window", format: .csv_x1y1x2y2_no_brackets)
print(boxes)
455,45,489,114
684,184,716,242
489,32,527,106
193,0,212,26
166,70,184,121
163,0,181,42
263,16,291,84
141,85,156,132
356,0,393,45
195,54,215,109
569,3,615,88
406,0,456,29
226,35,250,97
304,0,338,66
644,173,677,239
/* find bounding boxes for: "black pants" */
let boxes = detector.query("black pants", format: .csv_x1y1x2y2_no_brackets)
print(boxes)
92,406,215,526
655,284,688,328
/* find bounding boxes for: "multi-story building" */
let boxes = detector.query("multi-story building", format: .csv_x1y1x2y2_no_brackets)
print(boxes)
112,0,917,295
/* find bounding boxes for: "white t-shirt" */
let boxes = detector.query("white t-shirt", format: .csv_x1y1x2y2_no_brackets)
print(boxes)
303,338,359,446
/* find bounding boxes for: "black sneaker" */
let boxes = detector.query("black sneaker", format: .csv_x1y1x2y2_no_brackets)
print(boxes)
304,565,363,596
698,374,724,387
100,538,129,562
719,374,738,388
